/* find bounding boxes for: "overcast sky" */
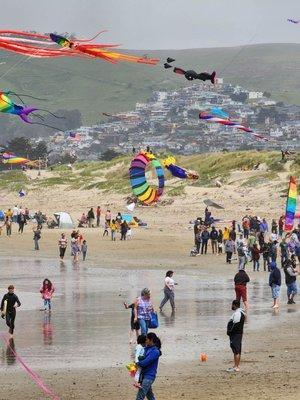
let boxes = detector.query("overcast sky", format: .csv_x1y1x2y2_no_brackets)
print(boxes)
1,0,299,49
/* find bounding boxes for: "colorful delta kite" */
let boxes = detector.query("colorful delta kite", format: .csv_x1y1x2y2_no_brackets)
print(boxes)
284,176,297,232
0,91,63,129
0,30,159,65
129,151,164,205
163,156,199,180
164,58,216,83
210,107,229,119
199,112,268,141
287,19,299,24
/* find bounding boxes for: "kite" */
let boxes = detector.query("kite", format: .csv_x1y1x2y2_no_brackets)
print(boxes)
284,176,297,232
0,90,64,129
203,199,225,209
211,107,229,119
19,189,26,197
0,30,159,65
162,156,199,180
287,19,299,24
2,156,30,164
129,151,164,205
199,112,269,141
164,58,216,83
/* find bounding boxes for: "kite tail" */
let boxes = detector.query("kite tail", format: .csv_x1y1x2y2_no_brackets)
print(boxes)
19,107,39,123
210,71,216,84
33,109,65,119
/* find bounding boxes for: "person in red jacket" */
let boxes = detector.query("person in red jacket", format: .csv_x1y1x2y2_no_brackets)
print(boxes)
252,243,261,271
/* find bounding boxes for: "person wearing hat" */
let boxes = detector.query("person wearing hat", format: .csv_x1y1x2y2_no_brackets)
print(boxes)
269,261,281,308
134,288,154,335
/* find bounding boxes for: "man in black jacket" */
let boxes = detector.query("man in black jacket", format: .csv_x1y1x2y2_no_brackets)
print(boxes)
201,227,210,254
227,300,245,372
210,226,218,254
1,285,21,338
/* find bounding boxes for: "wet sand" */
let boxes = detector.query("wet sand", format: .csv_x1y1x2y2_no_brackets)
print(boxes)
0,226,299,399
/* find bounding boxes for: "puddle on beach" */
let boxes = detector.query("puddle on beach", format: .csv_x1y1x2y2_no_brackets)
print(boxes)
0,257,298,371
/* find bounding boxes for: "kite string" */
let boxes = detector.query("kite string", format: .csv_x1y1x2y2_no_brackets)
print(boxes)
0,333,60,400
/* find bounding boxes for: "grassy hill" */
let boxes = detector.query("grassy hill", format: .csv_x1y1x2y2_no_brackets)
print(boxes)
0,43,300,125
0,150,299,195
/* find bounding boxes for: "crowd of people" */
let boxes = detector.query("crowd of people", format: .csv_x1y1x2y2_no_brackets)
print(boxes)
78,207,133,241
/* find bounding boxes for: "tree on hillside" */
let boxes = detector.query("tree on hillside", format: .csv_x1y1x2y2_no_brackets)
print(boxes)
5,137,49,159
100,149,121,161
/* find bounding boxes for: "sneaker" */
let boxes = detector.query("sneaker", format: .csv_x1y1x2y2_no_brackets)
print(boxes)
292,300,296,304
226,367,236,373
287,299,293,304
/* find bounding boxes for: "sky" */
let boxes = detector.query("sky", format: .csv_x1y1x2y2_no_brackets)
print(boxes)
1,0,299,49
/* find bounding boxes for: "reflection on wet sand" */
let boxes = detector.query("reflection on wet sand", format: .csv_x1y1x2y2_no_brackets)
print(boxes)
0,257,298,371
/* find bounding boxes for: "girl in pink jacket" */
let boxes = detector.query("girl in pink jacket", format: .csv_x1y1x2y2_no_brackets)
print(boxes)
40,279,55,311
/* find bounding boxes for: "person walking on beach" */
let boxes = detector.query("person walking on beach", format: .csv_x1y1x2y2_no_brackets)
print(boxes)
105,210,112,226
252,243,260,271
82,240,88,261
4,216,12,237
40,279,55,312
225,239,234,264
110,219,117,241
87,207,95,228
120,220,128,241
283,259,298,304
234,267,250,309
1,285,21,338
96,206,101,227
159,271,176,312
33,225,41,250
103,220,109,237
237,240,247,271
226,300,245,373
71,238,80,262
269,261,281,309
17,212,26,234
135,332,162,400
134,288,154,335
58,233,68,260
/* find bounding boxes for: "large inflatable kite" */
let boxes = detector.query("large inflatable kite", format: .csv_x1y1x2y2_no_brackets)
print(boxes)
199,112,268,141
0,30,159,65
287,19,299,24
284,176,297,232
129,151,164,205
163,156,199,180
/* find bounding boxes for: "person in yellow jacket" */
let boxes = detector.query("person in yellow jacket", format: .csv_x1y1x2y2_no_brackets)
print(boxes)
223,227,230,243
110,219,118,241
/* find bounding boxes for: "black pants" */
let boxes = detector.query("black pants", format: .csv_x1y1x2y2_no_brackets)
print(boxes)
18,222,25,233
121,232,127,240
6,310,16,334
226,251,233,263
59,247,66,258
201,241,208,254
196,242,201,253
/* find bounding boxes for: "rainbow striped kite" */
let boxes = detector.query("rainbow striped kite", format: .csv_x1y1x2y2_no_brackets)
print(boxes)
284,176,297,232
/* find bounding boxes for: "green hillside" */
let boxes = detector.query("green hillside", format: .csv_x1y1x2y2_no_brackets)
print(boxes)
0,43,299,124
1,150,298,194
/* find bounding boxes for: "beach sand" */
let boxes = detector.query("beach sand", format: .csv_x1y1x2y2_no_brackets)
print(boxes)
0,167,299,400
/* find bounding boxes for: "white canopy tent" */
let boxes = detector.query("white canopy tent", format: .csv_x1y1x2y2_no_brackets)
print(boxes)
53,212,74,229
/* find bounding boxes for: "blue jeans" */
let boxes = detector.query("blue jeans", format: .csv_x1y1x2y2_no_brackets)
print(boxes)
44,299,51,310
253,260,259,271
138,318,150,335
136,378,155,400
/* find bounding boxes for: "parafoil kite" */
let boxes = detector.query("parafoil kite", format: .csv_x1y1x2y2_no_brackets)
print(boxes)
284,176,297,232
211,107,229,119
129,151,164,205
164,58,216,83
199,112,268,141
287,19,299,24
0,30,159,65
163,156,199,180
0,90,63,129
1,152,30,164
